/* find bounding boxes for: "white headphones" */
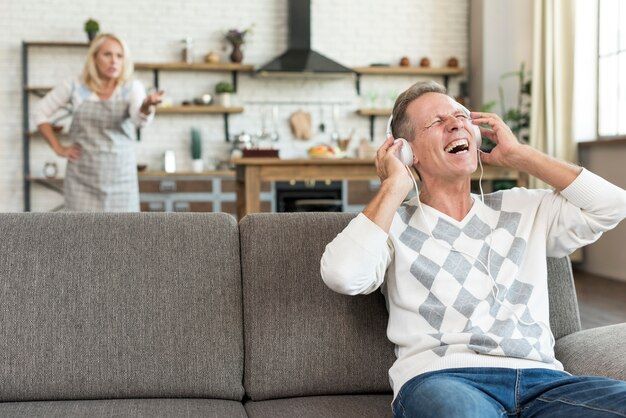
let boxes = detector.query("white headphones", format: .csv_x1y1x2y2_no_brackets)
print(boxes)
386,103,482,166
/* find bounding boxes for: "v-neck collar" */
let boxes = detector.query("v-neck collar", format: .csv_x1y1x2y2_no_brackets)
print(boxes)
410,195,481,228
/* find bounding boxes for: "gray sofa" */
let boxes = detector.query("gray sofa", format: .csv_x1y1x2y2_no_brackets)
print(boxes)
0,212,624,417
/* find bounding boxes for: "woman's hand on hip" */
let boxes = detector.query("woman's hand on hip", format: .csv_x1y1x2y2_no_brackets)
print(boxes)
56,143,81,161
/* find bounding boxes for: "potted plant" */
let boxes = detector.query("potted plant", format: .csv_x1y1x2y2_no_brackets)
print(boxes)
84,18,100,42
190,127,203,172
215,81,234,107
223,25,253,63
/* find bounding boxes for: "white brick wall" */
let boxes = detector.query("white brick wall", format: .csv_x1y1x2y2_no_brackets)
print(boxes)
1,0,469,212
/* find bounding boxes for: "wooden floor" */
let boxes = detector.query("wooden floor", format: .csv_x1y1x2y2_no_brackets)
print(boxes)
573,269,626,329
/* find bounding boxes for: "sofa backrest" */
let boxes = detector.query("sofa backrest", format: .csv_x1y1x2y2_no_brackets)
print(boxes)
0,213,244,402
240,213,395,401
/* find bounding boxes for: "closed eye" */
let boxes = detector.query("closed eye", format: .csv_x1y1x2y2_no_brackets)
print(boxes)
427,119,442,128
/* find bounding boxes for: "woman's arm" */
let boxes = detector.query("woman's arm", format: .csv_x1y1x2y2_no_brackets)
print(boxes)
34,80,81,160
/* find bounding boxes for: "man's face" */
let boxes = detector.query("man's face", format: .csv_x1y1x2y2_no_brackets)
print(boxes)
406,92,479,182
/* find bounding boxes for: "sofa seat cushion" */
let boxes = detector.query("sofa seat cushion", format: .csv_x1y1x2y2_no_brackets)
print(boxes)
0,398,247,418
555,323,626,380
245,394,393,418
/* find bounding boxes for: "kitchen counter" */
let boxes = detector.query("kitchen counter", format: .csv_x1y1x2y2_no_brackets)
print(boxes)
232,158,528,219
233,158,378,219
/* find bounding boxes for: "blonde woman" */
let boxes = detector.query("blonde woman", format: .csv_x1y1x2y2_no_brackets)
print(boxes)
34,33,163,211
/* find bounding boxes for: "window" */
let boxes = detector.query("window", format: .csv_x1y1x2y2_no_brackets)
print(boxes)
598,0,626,137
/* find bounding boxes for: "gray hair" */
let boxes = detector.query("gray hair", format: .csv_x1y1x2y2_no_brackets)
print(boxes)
391,80,447,141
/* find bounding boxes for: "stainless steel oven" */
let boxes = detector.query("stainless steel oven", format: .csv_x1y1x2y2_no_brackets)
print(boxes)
275,180,342,212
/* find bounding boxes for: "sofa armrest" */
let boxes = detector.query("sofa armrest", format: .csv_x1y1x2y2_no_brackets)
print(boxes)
555,323,626,380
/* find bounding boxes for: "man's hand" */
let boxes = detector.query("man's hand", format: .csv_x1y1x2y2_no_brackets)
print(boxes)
363,136,415,232
469,111,523,168
375,136,414,196
470,111,581,190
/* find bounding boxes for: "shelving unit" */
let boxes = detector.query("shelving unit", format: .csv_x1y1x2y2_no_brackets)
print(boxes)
133,61,254,142
352,66,464,95
134,62,254,92
21,40,90,211
352,66,465,141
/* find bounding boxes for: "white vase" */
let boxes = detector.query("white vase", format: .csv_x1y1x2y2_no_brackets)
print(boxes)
219,93,231,107
192,159,204,173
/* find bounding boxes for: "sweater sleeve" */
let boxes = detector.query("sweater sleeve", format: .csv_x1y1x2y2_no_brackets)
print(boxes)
128,80,154,128
543,168,626,257
320,213,393,295
32,79,73,126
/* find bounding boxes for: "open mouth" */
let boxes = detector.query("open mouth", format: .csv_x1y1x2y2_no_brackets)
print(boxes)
444,139,469,154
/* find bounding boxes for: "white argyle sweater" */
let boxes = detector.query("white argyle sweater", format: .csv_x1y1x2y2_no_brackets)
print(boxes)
321,169,626,399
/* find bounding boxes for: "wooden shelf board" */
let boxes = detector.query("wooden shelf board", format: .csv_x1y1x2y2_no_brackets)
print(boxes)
357,108,392,116
156,105,243,114
24,86,52,94
352,66,464,76
25,41,89,48
135,62,254,72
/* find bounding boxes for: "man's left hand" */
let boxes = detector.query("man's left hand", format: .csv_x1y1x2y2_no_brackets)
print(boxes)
469,111,524,167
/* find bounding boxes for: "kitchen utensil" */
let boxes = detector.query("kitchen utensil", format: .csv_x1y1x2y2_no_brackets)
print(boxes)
289,110,312,140
193,94,213,105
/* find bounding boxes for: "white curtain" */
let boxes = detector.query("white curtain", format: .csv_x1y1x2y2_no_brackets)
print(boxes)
530,0,577,189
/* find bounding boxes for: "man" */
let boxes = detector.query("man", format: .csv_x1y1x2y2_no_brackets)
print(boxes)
321,81,626,417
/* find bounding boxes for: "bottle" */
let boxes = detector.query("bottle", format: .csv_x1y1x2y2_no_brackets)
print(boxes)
164,150,176,173
181,38,193,64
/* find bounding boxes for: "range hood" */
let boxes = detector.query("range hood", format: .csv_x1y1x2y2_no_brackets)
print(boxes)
256,0,353,76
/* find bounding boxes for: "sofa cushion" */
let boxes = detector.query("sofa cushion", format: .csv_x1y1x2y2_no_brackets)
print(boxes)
0,213,244,401
244,394,393,418
0,398,247,418
240,213,395,401
555,323,626,380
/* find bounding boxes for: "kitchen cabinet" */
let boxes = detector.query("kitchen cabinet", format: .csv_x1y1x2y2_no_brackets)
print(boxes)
27,172,274,215
138,171,272,215
352,66,464,141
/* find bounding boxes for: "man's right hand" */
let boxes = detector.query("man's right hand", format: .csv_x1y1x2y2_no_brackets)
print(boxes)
375,136,414,196
363,137,416,232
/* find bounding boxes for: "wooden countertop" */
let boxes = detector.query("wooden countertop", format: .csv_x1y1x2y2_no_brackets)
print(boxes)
139,170,235,177
231,157,374,165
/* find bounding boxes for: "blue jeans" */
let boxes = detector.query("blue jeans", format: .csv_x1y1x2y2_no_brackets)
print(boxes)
392,368,626,417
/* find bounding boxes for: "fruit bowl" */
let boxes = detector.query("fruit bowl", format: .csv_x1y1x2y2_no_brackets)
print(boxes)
308,144,339,158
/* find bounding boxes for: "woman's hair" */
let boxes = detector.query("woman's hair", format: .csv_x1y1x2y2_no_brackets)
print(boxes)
391,80,447,142
81,33,134,92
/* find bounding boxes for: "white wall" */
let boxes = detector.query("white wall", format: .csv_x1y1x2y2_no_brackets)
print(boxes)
469,0,533,111
0,0,469,212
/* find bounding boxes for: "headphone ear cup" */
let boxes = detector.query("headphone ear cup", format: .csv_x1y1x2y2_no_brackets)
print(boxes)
394,138,414,166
